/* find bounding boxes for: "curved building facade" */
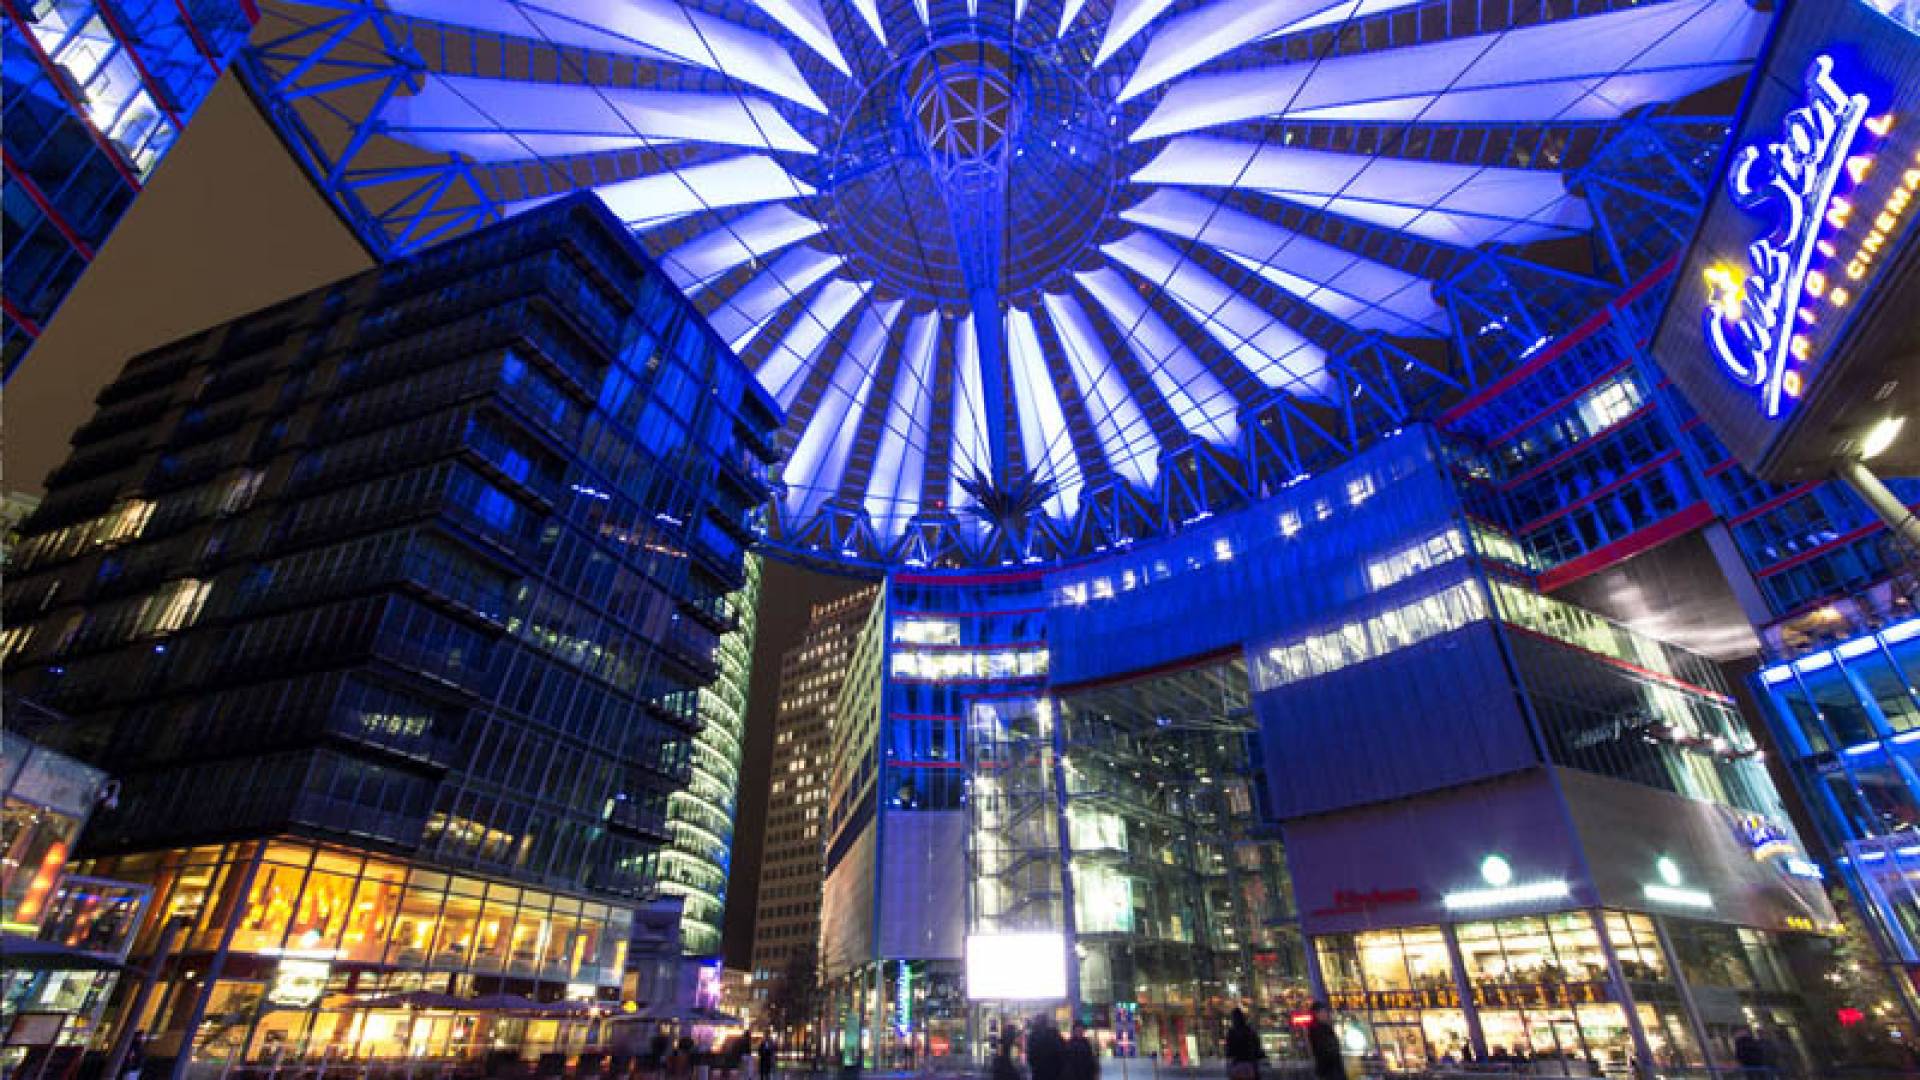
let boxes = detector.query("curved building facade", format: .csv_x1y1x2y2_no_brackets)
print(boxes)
660,555,762,957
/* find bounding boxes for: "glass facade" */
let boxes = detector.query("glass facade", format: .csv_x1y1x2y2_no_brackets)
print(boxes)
0,194,779,1064
1311,911,1789,1075
82,839,632,1061
2,0,253,375
1054,662,1307,1061
0,731,148,1066
658,554,759,957
799,428,1849,1070
2,729,108,934
1757,617,1920,973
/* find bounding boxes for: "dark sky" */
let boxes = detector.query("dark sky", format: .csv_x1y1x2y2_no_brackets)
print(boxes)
4,72,866,972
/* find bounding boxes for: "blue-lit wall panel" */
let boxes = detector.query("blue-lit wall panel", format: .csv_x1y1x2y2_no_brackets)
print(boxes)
2,0,253,378
1045,430,1462,688
1255,619,1532,820
1756,617,1920,963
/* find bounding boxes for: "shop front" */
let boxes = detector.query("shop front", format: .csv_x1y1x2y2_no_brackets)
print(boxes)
1288,771,1838,1076
80,838,635,1067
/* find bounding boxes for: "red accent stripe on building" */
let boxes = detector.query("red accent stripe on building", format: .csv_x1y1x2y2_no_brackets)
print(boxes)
1486,360,1641,451
238,0,260,23
2,151,96,258
1436,258,1680,431
172,0,222,74
1536,501,1715,592
894,566,1052,586
1755,507,1920,579
1615,253,1681,308
1437,307,1616,429
901,606,1051,619
1515,450,1682,533
1503,621,1733,705
1498,401,1652,490
3,297,44,338
0,0,142,191
1728,481,1822,528
91,2,185,129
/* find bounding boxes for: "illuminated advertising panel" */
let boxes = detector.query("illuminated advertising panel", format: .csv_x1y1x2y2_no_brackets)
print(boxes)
965,931,1067,1000
1651,0,1920,481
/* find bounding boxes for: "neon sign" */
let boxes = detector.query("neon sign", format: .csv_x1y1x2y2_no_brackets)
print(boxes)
1702,55,1882,418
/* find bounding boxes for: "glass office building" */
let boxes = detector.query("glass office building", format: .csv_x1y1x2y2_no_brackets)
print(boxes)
751,586,878,1035
810,430,1844,1075
2,0,254,376
0,193,780,1065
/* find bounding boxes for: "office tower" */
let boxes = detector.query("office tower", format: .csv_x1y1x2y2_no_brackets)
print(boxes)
0,193,780,1063
658,554,761,957
750,586,879,1033
3,1,254,375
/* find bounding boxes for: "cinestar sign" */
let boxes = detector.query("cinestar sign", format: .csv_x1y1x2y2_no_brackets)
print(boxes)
1702,55,1878,419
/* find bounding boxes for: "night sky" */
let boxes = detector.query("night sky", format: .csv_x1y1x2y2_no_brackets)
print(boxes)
4,72,866,973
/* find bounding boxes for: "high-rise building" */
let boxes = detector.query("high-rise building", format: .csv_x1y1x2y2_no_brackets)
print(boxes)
2,0,255,376
658,554,761,957
750,586,879,1030
0,193,780,1066
810,430,1843,1074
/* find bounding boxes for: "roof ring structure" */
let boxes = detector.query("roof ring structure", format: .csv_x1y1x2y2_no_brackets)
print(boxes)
240,0,1767,569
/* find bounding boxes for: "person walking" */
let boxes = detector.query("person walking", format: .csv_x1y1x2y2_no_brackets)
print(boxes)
759,1035,778,1080
1028,1016,1066,1080
1225,1009,1264,1080
1306,1003,1346,1080
993,1029,1025,1080
122,1031,148,1080
1065,1022,1099,1080
1733,1028,1773,1080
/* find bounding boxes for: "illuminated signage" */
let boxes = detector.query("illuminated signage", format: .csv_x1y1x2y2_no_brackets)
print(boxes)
1472,982,1613,1009
1441,855,1571,911
1310,888,1422,918
1730,812,1795,859
894,963,913,1037
1701,54,1895,418
1785,856,1826,880
267,958,332,1007
1330,987,1462,1012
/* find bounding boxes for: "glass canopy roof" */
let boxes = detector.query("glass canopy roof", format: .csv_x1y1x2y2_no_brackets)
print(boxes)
241,0,1764,568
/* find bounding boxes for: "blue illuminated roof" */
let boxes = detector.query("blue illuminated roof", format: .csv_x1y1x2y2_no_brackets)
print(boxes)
242,0,1766,568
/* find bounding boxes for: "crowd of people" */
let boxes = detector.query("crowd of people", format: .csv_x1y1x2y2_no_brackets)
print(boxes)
991,1015,1102,1080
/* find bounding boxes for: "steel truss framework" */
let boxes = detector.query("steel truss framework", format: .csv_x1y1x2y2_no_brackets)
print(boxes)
240,0,1747,571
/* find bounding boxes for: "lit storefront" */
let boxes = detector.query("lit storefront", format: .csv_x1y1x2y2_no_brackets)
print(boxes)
1289,768,1837,1077
1314,913,1705,1073
2,732,149,1066
82,839,633,1064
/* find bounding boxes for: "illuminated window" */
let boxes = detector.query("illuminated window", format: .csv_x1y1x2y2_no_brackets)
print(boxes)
138,579,211,636
893,617,960,645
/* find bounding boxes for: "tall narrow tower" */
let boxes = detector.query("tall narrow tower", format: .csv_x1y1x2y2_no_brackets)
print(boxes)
660,555,762,956
750,586,879,1029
